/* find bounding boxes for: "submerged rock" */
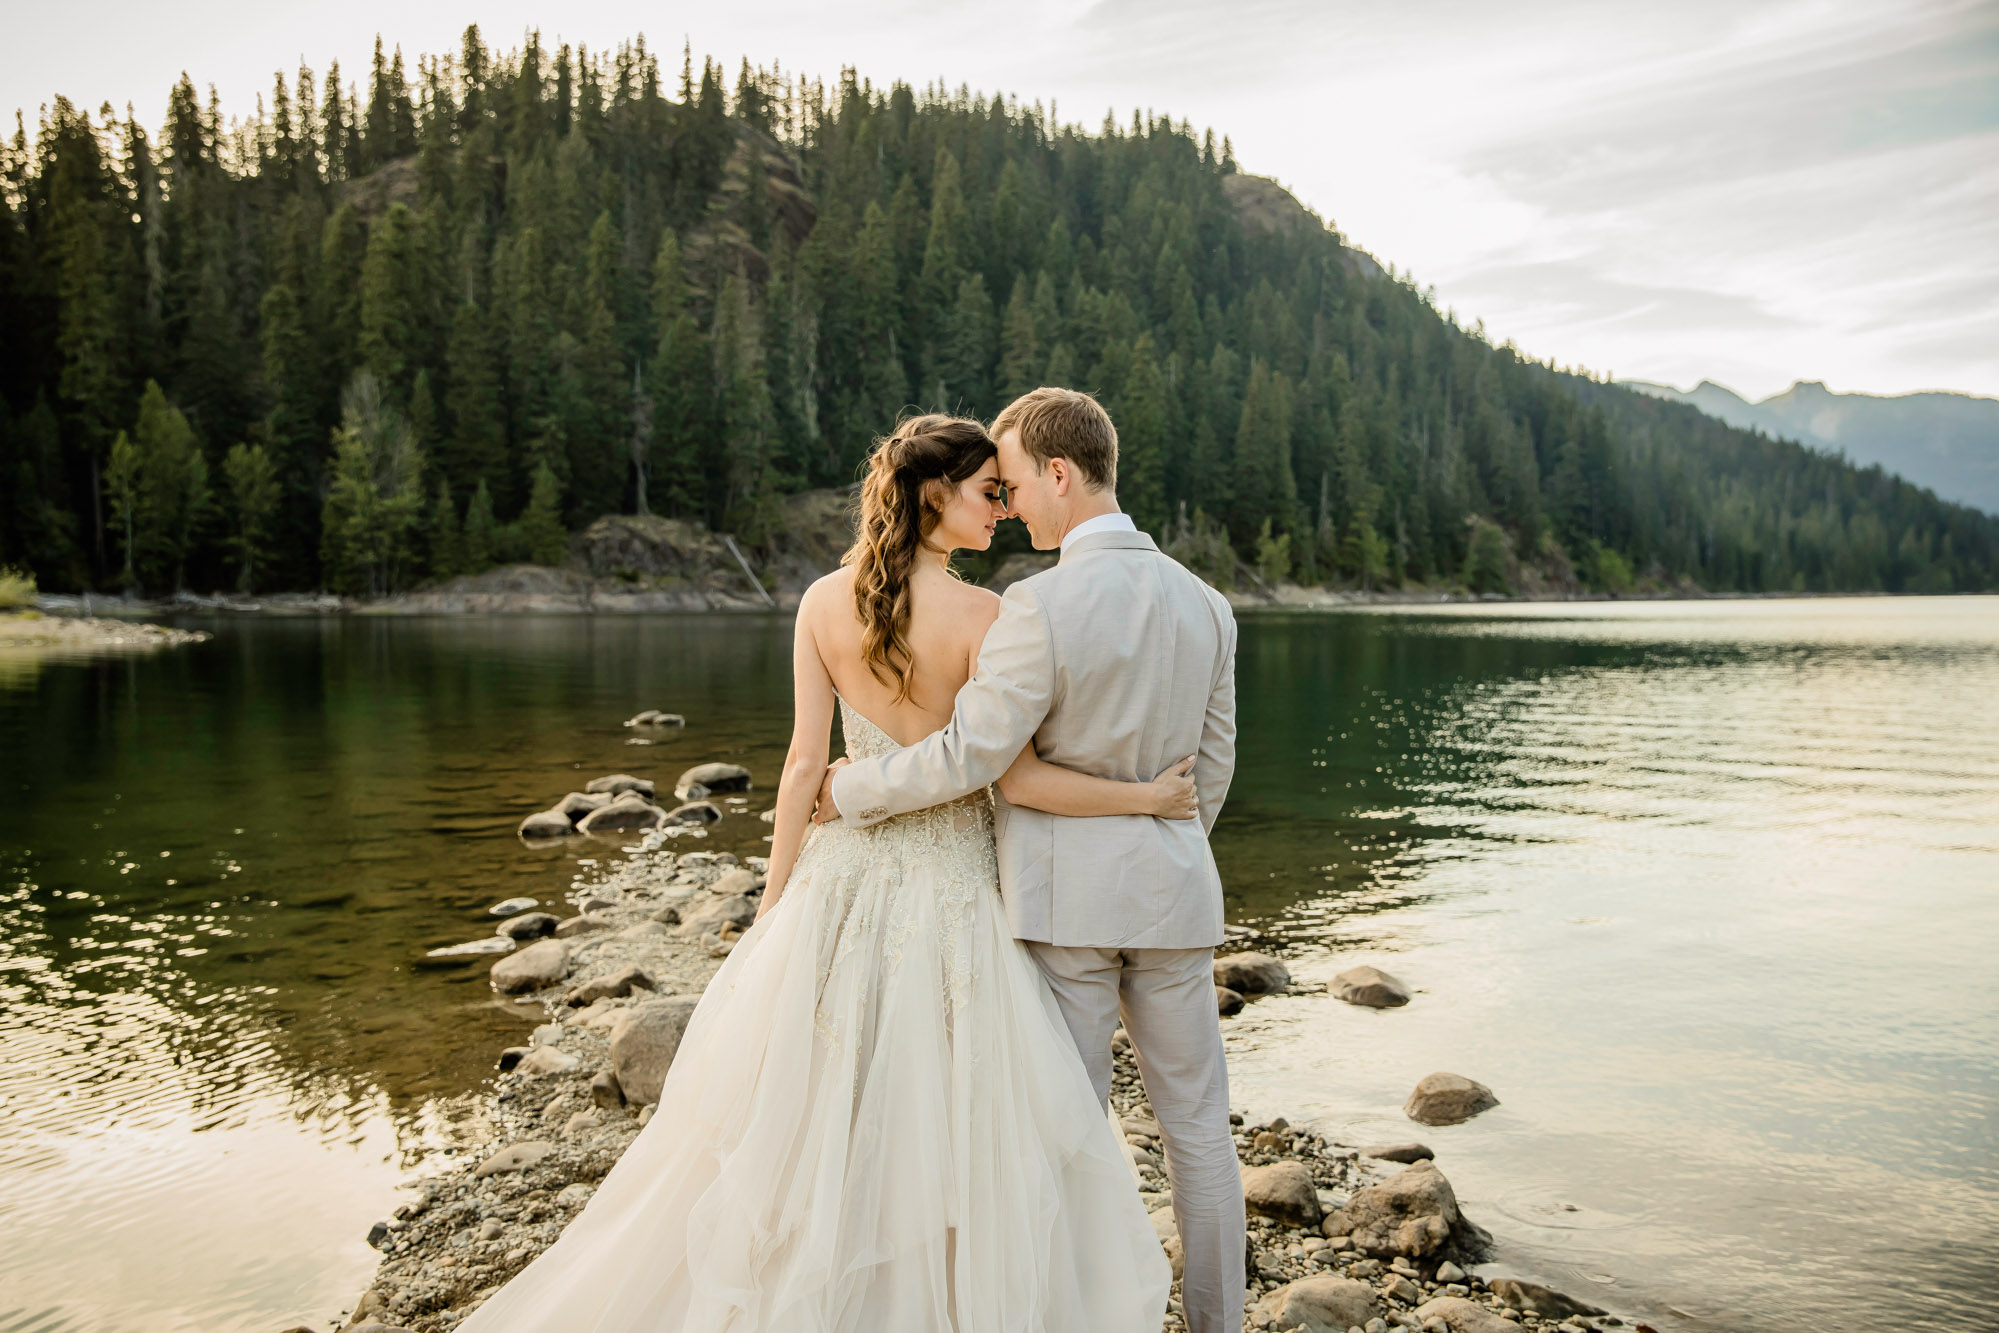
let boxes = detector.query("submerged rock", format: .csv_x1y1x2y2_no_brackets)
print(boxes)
487,896,539,916
624,710,686,727
1363,1142,1435,1164
1486,1277,1605,1320
585,773,656,799
577,795,668,833
662,799,724,826
1214,952,1290,996
1333,963,1412,1008
554,791,613,821
426,936,515,958
517,808,576,839
674,762,752,800
1405,1072,1498,1126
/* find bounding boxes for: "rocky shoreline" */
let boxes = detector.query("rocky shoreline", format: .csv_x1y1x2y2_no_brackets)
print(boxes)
328,824,1651,1333
0,609,210,654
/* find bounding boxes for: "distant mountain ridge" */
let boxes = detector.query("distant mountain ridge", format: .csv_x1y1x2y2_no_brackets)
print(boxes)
1623,379,1999,516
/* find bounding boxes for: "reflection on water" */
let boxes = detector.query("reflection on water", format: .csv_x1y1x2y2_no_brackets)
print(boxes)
1216,598,1999,1333
2,601,1995,1333
0,618,792,1332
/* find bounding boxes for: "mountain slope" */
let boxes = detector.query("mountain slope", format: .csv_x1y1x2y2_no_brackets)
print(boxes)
1625,380,1999,516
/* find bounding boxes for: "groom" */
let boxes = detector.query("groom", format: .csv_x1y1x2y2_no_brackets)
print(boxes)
814,387,1244,1332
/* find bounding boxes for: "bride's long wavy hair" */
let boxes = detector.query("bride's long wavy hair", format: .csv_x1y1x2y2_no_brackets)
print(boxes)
843,413,997,703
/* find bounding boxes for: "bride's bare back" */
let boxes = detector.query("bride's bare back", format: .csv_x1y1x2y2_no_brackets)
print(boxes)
803,563,1001,745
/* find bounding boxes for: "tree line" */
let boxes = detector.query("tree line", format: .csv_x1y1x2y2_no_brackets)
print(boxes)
3,28,1995,597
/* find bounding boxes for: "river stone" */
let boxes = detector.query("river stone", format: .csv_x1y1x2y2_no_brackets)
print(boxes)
1150,1206,1185,1280
675,762,752,800
577,795,668,833
1333,964,1412,1008
590,1070,625,1109
1252,1276,1380,1333
709,866,759,896
1382,1274,1422,1305
554,790,612,821
662,800,724,826
585,773,656,798
1364,1142,1435,1164
517,808,575,838
473,1141,554,1177
1216,984,1245,1016
1405,1072,1499,1126
675,893,757,939
515,1045,580,1075
1214,952,1290,995
1242,1160,1323,1228
625,710,685,727
425,936,514,957
497,911,560,940
553,913,616,939
490,938,570,993
1332,1160,1488,1262
496,1046,531,1072
610,996,702,1105
1412,1296,1517,1333
1486,1278,1604,1320
555,1182,594,1207
488,896,539,916
347,1325,418,1333
565,963,656,1007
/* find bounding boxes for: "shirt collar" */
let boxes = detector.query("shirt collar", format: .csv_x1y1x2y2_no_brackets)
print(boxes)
1059,512,1138,552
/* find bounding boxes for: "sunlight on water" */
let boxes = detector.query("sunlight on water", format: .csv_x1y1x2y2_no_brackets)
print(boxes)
1,601,1994,1332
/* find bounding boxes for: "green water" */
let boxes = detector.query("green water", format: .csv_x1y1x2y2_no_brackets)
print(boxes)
3,601,1996,1333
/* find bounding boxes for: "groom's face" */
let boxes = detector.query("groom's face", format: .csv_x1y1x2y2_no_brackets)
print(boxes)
995,429,1062,550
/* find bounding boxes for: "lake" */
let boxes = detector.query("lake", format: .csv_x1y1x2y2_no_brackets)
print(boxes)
2,598,1995,1333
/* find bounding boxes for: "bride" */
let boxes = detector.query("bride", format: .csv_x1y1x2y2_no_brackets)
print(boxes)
456,414,1186,1331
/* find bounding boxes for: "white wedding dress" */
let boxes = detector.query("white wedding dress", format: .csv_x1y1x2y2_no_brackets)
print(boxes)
457,699,1171,1332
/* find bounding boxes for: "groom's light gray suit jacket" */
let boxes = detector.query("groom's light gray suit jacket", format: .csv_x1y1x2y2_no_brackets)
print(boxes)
829,529,1237,949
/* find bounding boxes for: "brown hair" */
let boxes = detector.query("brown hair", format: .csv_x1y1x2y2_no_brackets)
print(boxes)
843,413,997,702
989,387,1118,491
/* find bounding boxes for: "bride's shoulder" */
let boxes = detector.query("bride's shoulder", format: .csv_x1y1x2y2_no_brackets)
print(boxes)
802,567,856,608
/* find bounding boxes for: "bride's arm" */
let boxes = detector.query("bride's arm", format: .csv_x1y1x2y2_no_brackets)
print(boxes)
757,586,839,920
995,749,1199,819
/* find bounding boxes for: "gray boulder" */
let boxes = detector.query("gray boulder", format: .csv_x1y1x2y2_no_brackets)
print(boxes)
609,997,702,1105
1215,984,1245,1016
1412,1296,1518,1333
1363,1142,1434,1164
1214,952,1290,995
662,799,724,826
489,938,570,993
1405,1072,1498,1126
1486,1278,1604,1320
1333,963,1412,1008
1251,1276,1380,1333
577,795,668,833
564,963,656,1006
472,1141,553,1177
585,773,656,798
553,913,616,939
517,808,575,839
1241,1160,1322,1229
590,1070,626,1109
497,911,560,940
554,790,613,821
487,896,539,915
674,762,752,800
514,1045,580,1075
708,866,760,897
675,894,757,939
1327,1160,1490,1262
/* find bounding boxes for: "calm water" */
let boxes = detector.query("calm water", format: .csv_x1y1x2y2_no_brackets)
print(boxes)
2,600,1995,1332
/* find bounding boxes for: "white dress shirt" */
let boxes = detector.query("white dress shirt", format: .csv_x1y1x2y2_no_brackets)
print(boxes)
1059,511,1138,552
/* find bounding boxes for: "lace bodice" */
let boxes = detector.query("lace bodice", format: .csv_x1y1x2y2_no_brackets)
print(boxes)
837,697,903,761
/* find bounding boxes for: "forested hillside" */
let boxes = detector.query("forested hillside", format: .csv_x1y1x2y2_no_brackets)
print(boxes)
4,28,1996,597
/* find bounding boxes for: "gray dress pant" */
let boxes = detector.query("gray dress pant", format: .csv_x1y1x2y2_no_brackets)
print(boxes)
1028,943,1246,1333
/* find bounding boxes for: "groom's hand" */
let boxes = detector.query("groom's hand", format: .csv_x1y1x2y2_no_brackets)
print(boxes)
811,757,850,823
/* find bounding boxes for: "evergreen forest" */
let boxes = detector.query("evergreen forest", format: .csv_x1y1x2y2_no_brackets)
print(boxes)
4,29,1995,598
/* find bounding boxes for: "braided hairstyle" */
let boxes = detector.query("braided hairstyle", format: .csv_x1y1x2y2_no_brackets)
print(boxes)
843,413,997,703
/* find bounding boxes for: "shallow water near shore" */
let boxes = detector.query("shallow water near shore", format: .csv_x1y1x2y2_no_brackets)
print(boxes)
2,599,1995,1332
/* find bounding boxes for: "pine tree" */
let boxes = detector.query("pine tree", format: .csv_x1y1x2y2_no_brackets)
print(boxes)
319,370,424,596
645,230,709,516
117,381,209,594
519,460,568,565
462,477,497,572
936,273,994,415
998,273,1039,404
1116,335,1170,533
222,442,279,592
712,272,778,538
428,479,462,579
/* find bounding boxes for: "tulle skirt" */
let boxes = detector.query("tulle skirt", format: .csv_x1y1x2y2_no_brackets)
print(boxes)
456,798,1170,1332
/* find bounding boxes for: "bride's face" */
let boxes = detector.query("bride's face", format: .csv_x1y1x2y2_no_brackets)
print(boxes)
927,458,1007,553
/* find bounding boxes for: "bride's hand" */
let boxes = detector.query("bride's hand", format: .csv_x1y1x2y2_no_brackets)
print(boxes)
1142,757,1199,819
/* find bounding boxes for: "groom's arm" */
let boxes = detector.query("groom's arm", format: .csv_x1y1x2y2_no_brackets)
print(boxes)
826,583,1056,828
1194,604,1238,834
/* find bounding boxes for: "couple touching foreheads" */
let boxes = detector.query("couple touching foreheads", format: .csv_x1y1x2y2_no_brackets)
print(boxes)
460,388,1245,1333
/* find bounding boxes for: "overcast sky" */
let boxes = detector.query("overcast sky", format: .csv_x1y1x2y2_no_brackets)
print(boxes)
9,0,1995,400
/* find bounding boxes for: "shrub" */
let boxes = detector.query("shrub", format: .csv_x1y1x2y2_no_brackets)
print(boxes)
0,565,36,610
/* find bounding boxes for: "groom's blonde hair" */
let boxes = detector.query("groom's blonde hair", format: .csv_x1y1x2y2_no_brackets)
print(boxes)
990,388,1118,492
